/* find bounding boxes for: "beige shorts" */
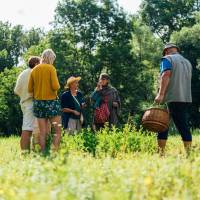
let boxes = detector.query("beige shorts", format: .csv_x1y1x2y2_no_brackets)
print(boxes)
21,100,35,131
66,118,82,134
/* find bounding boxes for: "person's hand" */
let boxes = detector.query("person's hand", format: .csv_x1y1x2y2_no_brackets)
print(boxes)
81,103,86,108
96,82,102,91
154,93,165,104
73,110,81,116
113,102,118,107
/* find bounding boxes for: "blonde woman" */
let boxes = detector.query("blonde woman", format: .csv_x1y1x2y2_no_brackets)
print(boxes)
28,49,61,152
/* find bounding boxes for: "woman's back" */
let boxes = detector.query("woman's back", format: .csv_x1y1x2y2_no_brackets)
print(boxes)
28,63,60,100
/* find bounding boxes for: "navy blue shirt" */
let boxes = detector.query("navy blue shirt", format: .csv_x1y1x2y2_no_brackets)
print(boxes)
160,58,172,74
61,91,85,128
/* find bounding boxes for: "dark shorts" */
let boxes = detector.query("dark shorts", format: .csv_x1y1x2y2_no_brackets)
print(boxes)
33,99,61,118
157,102,192,142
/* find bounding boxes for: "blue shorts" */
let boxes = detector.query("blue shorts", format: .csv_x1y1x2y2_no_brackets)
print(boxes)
33,99,61,118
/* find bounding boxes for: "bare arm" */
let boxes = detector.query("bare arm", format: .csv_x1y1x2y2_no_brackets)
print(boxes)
159,70,171,95
62,108,80,116
155,70,172,103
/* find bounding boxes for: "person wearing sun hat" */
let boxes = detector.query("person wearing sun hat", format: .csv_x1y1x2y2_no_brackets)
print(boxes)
155,43,193,155
61,76,85,134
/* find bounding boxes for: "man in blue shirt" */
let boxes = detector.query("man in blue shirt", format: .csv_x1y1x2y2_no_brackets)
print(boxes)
155,43,192,155
160,58,172,74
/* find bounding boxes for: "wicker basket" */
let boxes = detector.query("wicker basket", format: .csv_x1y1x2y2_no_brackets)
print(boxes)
142,107,170,132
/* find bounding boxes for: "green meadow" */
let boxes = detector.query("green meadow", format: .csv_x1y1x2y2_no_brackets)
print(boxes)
0,127,200,200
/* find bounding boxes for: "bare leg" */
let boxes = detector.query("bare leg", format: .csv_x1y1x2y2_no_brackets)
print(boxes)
158,139,167,156
20,131,32,151
32,120,40,151
50,116,62,151
37,118,49,152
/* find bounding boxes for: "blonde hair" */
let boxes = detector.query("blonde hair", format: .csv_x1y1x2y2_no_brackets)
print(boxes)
41,49,56,65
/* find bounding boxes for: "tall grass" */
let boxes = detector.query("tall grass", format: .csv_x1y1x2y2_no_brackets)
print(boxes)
59,124,157,158
0,127,200,200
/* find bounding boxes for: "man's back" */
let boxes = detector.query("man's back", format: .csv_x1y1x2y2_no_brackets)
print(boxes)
14,68,32,104
164,53,192,103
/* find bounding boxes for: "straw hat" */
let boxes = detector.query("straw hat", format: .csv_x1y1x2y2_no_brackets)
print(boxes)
65,76,81,89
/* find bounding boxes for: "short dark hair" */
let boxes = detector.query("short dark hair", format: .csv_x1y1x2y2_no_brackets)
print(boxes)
28,56,40,69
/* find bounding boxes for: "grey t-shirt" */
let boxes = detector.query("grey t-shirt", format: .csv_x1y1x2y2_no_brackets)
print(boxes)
163,53,192,103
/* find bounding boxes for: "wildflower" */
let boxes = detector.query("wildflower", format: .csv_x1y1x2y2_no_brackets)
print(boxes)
144,176,153,187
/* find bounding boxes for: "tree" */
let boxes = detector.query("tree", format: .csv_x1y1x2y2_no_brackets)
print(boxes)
0,67,23,135
0,22,17,70
132,19,163,66
22,28,44,51
129,19,163,125
0,22,44,72
140,0,200,42
23,37,50,63
52,0,146,123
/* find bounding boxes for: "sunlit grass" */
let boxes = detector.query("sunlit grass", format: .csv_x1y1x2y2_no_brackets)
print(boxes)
0,128,200,200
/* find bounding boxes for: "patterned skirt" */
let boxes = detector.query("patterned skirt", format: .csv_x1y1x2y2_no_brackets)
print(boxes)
33,99,61,118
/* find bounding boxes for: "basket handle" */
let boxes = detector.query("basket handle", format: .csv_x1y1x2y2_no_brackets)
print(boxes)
152,102,168,109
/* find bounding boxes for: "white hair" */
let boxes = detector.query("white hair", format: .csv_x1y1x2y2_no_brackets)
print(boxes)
41,49,56,65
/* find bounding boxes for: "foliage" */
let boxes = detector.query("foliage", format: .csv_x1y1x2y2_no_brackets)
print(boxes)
131,19,162,102
23,37,50,63
0,0,200,134
140,0,200,42
132,19,163,66
0,22,23,70
0,130,200,199
50,0,163,124
0,21,44,71
59,125,157,157
48,0,146,124
0,67,23,135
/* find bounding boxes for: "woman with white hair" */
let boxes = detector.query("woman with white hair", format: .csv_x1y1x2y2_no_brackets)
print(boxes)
28,49,61,152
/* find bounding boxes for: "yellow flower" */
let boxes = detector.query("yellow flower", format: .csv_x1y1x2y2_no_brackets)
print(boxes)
144,176,153,186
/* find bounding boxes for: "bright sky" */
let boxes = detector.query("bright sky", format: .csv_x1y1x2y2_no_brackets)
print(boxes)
0,0,141,30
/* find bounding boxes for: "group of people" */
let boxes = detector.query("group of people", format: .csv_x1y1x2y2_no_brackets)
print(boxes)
14,49,121,152
61,73,121,133
14,42,193,155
